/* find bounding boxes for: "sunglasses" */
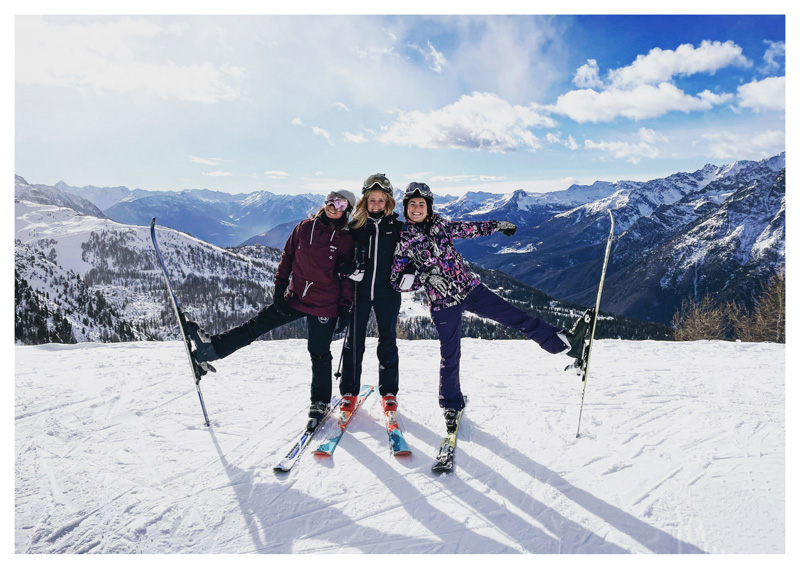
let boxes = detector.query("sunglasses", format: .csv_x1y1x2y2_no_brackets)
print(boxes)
325,195,350,212
362,173,393,194
405,182,433,199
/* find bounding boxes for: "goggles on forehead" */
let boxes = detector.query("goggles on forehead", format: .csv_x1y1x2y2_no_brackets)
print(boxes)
405,182,433,200
325,194,350,212
362,173,393,194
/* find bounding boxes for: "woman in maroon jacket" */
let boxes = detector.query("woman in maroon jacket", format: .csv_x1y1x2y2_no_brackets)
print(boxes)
188,190,357,430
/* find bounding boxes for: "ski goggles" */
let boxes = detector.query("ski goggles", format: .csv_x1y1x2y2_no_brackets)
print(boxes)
325,193,350,212
362,173,393,194
404,182,433,200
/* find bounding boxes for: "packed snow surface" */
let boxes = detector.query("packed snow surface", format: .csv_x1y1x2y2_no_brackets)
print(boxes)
15,338,784,554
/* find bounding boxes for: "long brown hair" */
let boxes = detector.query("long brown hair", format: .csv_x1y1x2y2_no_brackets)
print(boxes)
350,189,396,229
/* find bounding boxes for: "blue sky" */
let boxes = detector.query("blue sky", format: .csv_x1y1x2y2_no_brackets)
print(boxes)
15,12,786,196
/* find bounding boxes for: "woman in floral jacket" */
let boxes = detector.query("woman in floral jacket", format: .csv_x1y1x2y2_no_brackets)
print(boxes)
391,182,586,432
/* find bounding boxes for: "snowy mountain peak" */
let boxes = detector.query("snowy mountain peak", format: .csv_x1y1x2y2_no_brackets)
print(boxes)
16,177,106,218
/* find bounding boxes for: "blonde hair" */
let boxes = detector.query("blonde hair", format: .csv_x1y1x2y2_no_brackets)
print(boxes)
350,190,396,229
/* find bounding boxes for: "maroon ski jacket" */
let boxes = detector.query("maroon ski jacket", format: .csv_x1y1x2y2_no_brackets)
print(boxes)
275,215,355,318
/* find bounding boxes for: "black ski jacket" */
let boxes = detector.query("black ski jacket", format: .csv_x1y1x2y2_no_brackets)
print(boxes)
349,212,402,299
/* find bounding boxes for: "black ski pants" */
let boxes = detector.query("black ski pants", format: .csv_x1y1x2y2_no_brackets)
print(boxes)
340,288,401,397
211,304,337,404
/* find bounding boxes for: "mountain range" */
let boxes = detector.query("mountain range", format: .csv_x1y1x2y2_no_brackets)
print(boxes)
15,152,784,337
54,180,324,247
446,153,785,322
14,190,665,346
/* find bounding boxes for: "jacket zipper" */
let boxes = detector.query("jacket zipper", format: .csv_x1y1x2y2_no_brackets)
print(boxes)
370,218,380,300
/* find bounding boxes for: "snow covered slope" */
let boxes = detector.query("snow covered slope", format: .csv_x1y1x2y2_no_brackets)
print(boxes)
15,199,283,342
15,339,784,553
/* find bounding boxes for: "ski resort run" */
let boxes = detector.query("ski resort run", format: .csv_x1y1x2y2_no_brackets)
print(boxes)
15,337,784,554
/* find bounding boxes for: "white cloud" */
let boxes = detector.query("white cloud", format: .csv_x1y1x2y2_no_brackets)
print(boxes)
546,132,579,150
573,59,603,89
551,83,726,123
190,156,220,165
16,16,244,103
407,40,447,73
203,171,233,177
696,90,735,105
425,41,447,73
264,170,289,178
608,40,750,88
737,76,785,112
291,117,304,126
378,92,556,152
430,175,473,182
312,126,333,144
760,40,785,75
554,41,747,123
333,102,350,112
584,127,668,164
429,174,505,183
698,130,785,159
344,131,369,144
443,16,563,104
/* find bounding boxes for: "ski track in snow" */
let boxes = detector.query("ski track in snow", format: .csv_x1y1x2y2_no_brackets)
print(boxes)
15,338,784,554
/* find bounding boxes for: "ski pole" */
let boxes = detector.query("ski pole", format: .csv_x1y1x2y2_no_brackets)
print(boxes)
352,284,358,384
334,317,351,380
576,210,614,438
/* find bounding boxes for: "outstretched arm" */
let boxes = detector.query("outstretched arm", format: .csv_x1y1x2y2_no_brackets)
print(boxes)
449,219,517,238
448,219,499,239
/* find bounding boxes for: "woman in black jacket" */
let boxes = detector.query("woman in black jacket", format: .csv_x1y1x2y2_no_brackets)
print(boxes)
339,174,403,413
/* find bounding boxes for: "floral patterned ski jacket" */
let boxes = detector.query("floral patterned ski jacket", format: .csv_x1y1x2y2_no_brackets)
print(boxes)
390,214,499,312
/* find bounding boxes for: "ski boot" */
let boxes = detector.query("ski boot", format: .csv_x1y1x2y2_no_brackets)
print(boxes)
306,401,328,431
381,394,398,412
560,308,595,359
186,321,220,363
340,393,358,412
443,408,460,434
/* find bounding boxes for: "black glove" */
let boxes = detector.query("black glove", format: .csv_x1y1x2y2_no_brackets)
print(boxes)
354,244,366,271
336,258,356,277
496,221,517,236
396,261,419,291
334,305,351,334
336,243,366,277
272,283,291,316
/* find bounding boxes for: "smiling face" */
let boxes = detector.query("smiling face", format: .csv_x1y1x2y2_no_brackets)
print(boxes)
325,202,345,220
406,197,428,224
367,190,388,214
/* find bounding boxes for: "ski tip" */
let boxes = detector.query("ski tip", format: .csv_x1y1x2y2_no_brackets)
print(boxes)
150,217,156,228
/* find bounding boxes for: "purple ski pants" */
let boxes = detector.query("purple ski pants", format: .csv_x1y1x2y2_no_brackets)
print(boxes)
431,284,566,410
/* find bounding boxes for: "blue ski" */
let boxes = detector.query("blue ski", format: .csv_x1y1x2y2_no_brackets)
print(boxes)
273,396,341,473
383,407,411,456
313,385,374,456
